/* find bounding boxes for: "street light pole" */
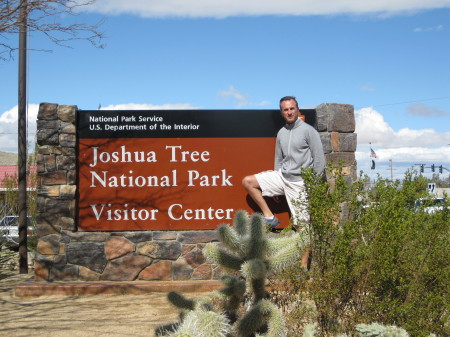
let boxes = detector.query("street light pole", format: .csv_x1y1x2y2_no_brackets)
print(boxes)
18,0,28,274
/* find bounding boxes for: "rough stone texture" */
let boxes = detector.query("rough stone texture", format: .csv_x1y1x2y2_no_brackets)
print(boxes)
320,133,332,154
37,103,59,121
122,232,153,243
34,253,66,265
67,169,76,184
153,231,178,240
34,261,49,281
66,242,107,273
316,103,355,133
137,241,182,260
49,264,79,281
59,133,76,147
79,266,101,281
57,156,76,171
184,247,206,268
44,199,73,216
37,129,59,146
45,155,57,172
38,186,60,198
61,122,76,134
101,254,152,281
105,237,135,260
192,264,212,280
339,133,357,152
58,105,77,123
35,102,357,282
38,145,63,155
37,234,64,255
325,152,356,168
331,132,339,152
41,171,66,185
61,147,76,156
172,258,193,280
62,231,110,242
139,260,172,281
37,120,60,130
36,223,60,237
36,154,45,173
178,231,218,244
59,185,76,199
59,217,75,231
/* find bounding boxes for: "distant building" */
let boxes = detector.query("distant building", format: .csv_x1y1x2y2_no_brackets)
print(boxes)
0,165,37,190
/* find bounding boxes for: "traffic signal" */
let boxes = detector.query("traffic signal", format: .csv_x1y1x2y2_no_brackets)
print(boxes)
420,164,424,173
439,165,443,174
431,164,435,172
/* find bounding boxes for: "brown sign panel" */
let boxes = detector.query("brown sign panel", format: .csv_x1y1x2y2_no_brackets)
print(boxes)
77,109,316,231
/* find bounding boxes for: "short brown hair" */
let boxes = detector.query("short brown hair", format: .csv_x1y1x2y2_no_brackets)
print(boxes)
279,96,299,110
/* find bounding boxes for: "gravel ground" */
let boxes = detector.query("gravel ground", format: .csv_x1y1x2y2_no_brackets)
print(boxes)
0,271,204,337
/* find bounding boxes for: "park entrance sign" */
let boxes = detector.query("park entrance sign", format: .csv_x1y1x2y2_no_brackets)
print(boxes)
77,109,314,231
31,102,356,284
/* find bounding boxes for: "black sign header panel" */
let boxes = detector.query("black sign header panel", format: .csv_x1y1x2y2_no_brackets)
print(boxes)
78,109,317,139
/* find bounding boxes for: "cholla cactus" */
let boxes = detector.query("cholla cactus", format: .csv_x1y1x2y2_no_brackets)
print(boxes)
302,324,316,337
356,323,409,337
156,210,308,337
172,305,230,337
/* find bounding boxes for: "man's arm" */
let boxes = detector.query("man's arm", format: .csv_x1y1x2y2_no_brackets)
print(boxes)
274,137,283,171
308,128,325,174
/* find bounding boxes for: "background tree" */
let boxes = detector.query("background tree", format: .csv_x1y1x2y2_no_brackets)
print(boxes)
0,0,104,60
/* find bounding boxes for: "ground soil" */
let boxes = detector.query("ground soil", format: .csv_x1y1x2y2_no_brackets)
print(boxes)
0,271,205,337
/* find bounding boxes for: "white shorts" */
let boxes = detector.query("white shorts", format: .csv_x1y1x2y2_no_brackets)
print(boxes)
255,170,309,226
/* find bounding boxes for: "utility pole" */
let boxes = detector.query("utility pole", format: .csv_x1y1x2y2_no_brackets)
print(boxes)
389,159,393,181
18,0,28,274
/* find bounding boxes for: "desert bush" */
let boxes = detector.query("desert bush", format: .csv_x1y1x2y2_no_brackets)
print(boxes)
273,168,449,337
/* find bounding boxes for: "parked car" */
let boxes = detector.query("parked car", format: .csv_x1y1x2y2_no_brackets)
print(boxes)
414,198,448,214
0,216,34,248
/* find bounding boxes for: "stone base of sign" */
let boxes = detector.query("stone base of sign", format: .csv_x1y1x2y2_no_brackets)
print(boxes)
34,229,222,282
35,102,357,283
15,279,222,297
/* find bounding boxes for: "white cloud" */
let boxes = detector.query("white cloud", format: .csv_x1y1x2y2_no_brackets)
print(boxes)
100,103,199,110
84,0,450,18
413,24,444,32
219,86,249,107
360,84,376,92
0,104,39,123
355,107,450,163
0,104,39,153
219,86,271,107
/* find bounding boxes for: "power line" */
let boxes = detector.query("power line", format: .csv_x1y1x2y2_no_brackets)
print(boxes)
356,96,450,110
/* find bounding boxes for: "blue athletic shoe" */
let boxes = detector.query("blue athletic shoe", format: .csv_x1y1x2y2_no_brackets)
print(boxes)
265,216,280,228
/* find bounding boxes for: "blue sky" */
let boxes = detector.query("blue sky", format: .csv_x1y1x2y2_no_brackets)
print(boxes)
1,0,449,180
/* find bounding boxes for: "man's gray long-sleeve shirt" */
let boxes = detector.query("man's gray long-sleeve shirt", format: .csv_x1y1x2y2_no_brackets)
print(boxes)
275,118,325,182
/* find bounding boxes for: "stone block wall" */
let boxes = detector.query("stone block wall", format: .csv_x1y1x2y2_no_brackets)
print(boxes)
34,102,356,282
316,103,357,185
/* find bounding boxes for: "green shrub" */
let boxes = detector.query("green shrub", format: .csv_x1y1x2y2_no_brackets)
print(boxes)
276,168,449,337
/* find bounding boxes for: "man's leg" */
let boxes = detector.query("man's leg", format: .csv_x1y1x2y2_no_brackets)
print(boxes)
284,178,311,269
242,175,274,218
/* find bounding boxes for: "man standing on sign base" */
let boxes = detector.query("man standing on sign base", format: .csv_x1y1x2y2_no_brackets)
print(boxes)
242,96,325,231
